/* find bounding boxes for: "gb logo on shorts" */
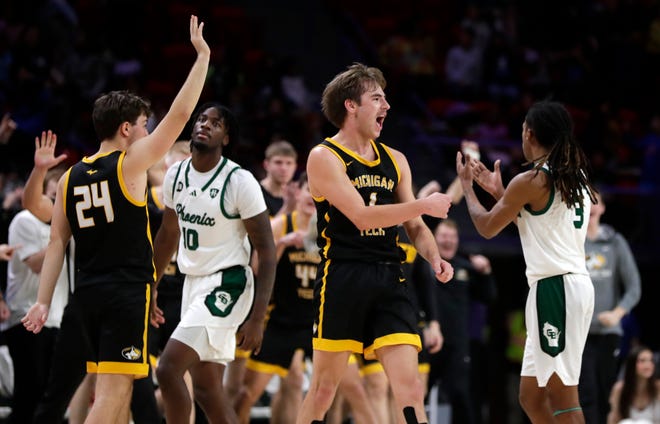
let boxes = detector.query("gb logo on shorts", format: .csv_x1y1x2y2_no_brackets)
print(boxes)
205,265,247,317
542,322,561,347
536,275,566,357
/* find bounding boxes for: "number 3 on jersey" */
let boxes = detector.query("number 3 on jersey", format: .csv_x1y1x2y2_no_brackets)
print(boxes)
74,181,115,228
573,207,584,229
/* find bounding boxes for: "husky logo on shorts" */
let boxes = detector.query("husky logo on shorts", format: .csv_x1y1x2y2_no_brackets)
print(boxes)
121,346,142,360
205,266,247,317
210,188,219,199
542,322,561,347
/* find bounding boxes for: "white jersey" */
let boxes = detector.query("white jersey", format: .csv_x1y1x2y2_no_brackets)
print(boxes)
517,170,591,284
2,210,69,330
163,156,267,276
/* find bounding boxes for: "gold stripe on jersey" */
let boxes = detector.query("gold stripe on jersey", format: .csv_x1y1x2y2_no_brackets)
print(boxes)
150,186,164,210
62,168,72,216
81,149,117,163
363,333,421,360
145,204,157,283
317,259,330,339
381,144,401,184
324,138,382,167
319,143,348,171
320,222,331,260
117,152,147,206
141,284,151,366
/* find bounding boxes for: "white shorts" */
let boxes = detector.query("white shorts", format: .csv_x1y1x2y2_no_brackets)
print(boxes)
521,273,594,387
171,265,254,363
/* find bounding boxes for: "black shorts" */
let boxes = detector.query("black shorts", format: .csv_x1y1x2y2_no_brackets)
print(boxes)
70,282,151,377
313,261,421,359
246,322,313,377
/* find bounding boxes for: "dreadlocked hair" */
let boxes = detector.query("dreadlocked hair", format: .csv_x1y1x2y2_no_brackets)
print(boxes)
525,101,598,209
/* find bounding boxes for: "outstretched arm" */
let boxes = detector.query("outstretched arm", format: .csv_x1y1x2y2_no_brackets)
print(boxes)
22,130,68,222
307,145,452,231
123,15,210,178
457,152,536,239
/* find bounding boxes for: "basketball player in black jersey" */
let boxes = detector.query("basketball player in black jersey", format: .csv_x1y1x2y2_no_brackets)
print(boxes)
259,140,298,218
22,16,210,423
296,63,454,424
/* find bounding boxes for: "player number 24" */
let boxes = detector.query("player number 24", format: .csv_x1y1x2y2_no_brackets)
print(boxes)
74,181,115,228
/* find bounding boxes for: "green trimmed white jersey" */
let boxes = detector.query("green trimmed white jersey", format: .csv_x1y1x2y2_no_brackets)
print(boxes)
163,157,267,276
518,171,591,284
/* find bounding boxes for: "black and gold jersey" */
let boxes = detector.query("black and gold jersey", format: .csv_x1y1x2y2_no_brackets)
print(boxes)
269,212,320,328
261,186,283,217
64,150,155,288
314,138,400,262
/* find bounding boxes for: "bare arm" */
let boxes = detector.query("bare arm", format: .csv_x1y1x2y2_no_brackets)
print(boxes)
23,130,68,222
152,207,181,286
22,175,72,333
457,152,549,239
307,146,452,231
122,16,210,180
237,210,277,354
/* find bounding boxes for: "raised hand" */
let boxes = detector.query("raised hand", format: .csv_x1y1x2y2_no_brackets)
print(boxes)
34,130,67,171
473,158,504,200
456,151,475,186
461,139,480,161
189,15,210,58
